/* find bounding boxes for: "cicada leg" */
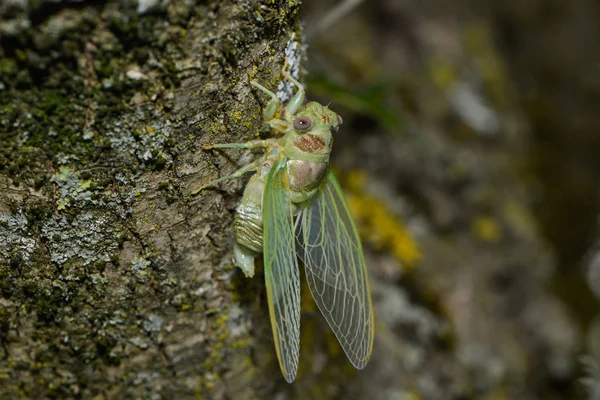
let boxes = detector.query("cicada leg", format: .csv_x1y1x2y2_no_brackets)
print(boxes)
191,157,263,194
281,67,305,116
195,139,275,276
250,80,280,121
250,80,290,133
251,56,304,117
202,138,276,150
192,138,277,194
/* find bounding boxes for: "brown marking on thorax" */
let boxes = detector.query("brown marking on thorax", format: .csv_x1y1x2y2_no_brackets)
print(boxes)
295,134,326,153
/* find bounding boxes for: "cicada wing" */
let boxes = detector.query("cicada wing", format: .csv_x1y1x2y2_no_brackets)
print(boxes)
295,168,374,369
263,156,301,383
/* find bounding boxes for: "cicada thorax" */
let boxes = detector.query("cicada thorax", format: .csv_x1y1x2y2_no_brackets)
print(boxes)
286,160,328,193
282,104,339,204
282,134,330,203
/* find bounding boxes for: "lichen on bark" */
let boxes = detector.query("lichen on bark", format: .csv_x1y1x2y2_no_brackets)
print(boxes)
0,1,308,398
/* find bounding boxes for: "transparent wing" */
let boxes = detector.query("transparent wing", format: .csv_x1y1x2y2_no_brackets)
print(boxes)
263,156,301,383
295,168,374,369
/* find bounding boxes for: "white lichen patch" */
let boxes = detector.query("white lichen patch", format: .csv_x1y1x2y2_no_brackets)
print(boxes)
377,282,446,344
0,209,36,262
41,212,120,266
51,166,93,210
143,314,164,333
276,32,306,103
108,115,173,166
50,163,147,218
449,82,500,135
129,336,149,349
131,255,151,278
126,65,147,81
117,185,149,219
0,16,31,37
137,0,167,15
226,303,251,339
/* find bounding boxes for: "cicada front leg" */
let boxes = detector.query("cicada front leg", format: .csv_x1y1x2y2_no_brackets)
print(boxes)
250,60,306,133
281,67,305,116
249,80,281,121
250,80,290,133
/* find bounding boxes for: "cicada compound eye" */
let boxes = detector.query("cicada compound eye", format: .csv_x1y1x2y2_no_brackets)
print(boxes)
293,116,312,130
336,114,343,126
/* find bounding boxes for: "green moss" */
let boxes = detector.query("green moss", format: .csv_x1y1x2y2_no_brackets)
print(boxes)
0,58,17,76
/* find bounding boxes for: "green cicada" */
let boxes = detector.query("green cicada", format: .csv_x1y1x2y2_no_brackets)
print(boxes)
195,67,374,382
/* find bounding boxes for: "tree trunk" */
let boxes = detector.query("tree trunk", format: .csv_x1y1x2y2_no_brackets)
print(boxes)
0,1,308,398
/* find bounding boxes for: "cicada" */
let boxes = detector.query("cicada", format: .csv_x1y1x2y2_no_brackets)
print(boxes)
195,67,374,382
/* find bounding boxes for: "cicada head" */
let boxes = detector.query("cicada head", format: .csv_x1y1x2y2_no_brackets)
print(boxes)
283,102,342,159
300,102,342,132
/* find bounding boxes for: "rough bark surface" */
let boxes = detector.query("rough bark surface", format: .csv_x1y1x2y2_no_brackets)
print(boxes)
1,1,306,398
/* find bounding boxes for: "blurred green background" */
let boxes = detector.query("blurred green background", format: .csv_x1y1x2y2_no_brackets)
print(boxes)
300,0,600,398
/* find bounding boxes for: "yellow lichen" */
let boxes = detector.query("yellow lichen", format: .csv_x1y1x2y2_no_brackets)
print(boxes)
503,201,537,239
462,24,509,106
429,57,457,90
472,216,502,242
324,328,342,359
343,170,422,270
485,387,507,400
230,110,243,123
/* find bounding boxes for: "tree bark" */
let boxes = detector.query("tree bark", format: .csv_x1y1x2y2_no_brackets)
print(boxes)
0,1,308,398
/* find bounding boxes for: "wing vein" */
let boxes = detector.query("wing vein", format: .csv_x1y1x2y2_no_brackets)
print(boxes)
264,157,301,382
295,168,374,369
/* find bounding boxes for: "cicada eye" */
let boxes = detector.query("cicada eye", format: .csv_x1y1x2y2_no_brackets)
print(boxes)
336,114,343,126
293,116,312,130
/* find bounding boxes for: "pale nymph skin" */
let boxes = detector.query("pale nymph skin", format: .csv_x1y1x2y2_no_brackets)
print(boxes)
195,70,342,277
